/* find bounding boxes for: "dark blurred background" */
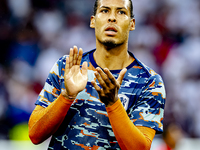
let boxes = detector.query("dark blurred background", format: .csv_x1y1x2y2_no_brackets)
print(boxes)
0,0,200,149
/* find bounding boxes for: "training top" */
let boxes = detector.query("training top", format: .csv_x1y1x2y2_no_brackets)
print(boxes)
35,49,166,150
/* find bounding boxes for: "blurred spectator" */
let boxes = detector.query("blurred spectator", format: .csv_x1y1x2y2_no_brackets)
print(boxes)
34,9,64,47
7,19,40,67
162,36,200,137
8,0,31,19
0,0,12,66
155,123,185,150
0,65,9,139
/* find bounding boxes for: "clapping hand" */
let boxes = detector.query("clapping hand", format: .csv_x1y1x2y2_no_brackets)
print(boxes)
91,67,127,107
62,46,88,100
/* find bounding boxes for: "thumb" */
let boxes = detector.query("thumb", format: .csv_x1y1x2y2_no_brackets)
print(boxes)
117,68,127,85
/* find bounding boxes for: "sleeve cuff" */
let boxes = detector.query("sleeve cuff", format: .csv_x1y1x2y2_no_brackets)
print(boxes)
106,99,123,113
59,94,74,105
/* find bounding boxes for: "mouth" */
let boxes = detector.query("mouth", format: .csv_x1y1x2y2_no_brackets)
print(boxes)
105,26,118,36
105,27,117,32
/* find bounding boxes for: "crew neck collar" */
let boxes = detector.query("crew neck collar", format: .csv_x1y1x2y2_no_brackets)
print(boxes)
89,49,137,74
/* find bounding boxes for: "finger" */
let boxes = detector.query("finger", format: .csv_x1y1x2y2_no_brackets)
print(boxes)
104,68,117,85
77,48,83,65
81,61,88,76
69,48,74,68
73,46,78,65
91,80,102,94
95,68,108,89
97,67,112,86
117,68,127,85
65,56,70,74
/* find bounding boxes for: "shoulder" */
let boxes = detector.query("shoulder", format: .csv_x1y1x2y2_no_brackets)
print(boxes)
81,49,96,62
127,52,165,95
130,51,163,81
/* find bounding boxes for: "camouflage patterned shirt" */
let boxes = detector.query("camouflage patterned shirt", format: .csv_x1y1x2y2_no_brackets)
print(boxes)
35,49,166,150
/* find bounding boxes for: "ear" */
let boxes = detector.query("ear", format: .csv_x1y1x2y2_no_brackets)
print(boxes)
90,16,95,28
129,18,135,31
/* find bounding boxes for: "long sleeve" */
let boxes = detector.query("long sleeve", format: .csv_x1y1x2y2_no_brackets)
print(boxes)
28,94,74,144
106,99,156,150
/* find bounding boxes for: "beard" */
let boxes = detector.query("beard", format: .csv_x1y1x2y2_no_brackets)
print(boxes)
99,39,123,49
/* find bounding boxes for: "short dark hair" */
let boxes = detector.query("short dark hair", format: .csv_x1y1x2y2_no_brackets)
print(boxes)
93,0,134,18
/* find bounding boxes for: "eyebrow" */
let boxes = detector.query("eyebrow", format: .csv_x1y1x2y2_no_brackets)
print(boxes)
100,6,128,10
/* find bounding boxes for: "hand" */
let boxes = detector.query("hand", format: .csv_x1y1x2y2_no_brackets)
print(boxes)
91,67,127,107
63,46,88,99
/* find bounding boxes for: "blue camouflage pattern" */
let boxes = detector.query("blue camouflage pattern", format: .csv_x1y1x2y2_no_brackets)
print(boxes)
35,49,166,150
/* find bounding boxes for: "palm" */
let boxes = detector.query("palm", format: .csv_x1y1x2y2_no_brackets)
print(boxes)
64,46,88,97
64,65,87,96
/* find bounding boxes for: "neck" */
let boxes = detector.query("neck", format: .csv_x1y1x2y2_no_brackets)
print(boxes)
94,41,134,70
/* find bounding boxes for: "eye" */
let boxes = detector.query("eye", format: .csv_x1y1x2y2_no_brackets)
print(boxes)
101,9,109,13
118,11,126,15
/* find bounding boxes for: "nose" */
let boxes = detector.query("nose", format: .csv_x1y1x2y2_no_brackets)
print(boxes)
108,12,116,23
108,18,116,22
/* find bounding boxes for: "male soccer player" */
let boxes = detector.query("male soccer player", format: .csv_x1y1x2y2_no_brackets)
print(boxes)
29,0,166,149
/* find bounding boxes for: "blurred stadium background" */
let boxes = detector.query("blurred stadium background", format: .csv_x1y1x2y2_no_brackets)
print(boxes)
0,0,200,149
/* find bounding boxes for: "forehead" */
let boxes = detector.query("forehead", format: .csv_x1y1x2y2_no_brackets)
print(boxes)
98,0,130,9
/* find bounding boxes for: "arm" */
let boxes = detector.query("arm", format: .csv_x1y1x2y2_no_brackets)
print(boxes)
29,94,74,144
91,68,155,150
29,46,88,144
106,99,155,150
